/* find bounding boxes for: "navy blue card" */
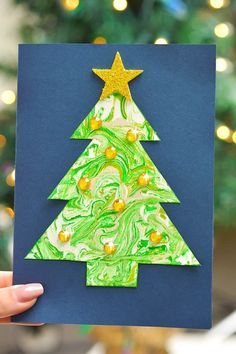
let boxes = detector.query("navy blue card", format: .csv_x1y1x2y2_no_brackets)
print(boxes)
13,44,215,328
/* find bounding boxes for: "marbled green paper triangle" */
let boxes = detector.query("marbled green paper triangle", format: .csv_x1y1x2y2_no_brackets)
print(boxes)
48,134,179,202
26,52,200,288
71,93,159,141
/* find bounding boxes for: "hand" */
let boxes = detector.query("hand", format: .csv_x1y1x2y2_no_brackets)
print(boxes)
0,271,44,324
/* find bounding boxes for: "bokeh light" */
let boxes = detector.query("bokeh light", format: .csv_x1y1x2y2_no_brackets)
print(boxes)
208,0,229,9
6,169,15,187
216,125,231,140
61,0,80,11
113,0,128,11
0,134,7,148
154,37,168,44
93,36,107,44
1,90,16,105
214,22,233,37
216,57,233,73
5,207,14,218
232,131,236,144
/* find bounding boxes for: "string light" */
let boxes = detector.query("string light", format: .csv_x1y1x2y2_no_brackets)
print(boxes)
216,57,233,73
6,169,15,187
208,0,229,9
154,37,168,44
232,131,236,144
214,22,233,38
93,36,107,44
216,125,231,140
0,134,7,148
113,0,128,11
61,0,80,11
1,90,16,105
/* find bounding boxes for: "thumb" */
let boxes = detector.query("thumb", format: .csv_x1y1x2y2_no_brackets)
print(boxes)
0,283,44,318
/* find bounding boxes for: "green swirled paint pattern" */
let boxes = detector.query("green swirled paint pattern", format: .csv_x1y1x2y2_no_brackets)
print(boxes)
26,93,200,287
71,93,159,141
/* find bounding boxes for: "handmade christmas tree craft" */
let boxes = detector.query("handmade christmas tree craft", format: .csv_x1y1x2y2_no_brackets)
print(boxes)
26,52,200,287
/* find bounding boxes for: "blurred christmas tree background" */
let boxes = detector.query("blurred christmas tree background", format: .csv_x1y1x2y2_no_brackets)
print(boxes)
0,0,236,270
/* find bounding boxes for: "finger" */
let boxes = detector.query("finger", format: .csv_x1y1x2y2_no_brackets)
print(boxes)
0,283,44,318
0,272,13,288
12,322,45,326
0,317,11,323
0,317,44,326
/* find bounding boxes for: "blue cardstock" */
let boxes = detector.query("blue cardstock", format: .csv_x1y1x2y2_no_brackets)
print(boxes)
13,44,215,328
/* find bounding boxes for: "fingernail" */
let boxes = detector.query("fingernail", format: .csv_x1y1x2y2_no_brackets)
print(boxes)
14,283,44,303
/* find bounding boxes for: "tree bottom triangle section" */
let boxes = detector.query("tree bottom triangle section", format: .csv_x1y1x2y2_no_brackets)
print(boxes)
25,198,199,287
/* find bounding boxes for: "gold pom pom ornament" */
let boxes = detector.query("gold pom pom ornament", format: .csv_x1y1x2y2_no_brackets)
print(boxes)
58,230,71,243
90,116,102,130
105,146,117,159
113,199,126,212
104,241,116,255
78,177,90,191
138,173,150,186
149,231,162,244
126,129,139,142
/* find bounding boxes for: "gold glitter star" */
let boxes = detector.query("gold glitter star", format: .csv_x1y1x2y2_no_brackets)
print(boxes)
92,52,143,101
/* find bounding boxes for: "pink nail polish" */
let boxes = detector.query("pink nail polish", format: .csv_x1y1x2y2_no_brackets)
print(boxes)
14,283,44,303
